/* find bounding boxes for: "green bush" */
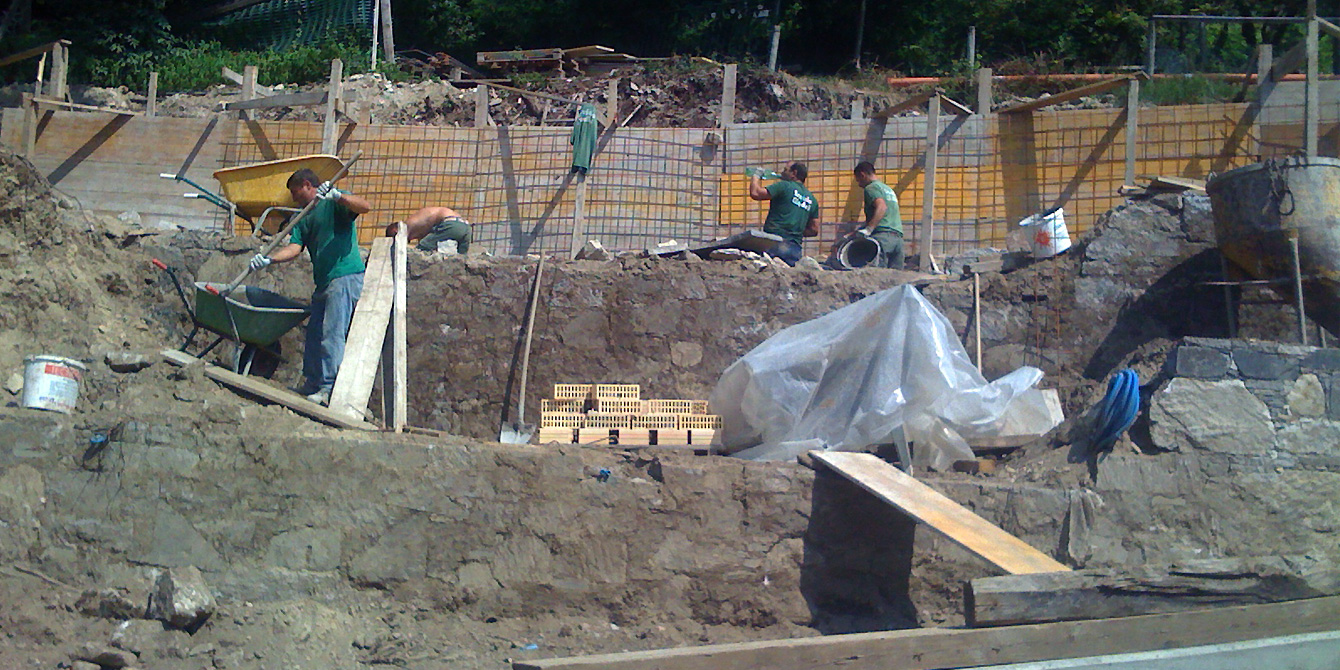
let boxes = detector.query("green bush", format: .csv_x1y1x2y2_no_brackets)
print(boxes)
1138,75,1241,106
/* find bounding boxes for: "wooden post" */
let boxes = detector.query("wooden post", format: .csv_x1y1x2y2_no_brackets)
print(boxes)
239,65,257,121
851,97,864,120
1291,235,1308,346
475,84,489,127
919,93,940,272
1124,77,1139,186
146,72,158,117
966,25,976,67
1306,2,1319,157
321,58,343,154
50,41,66,102
973,272,982,369
720,63,737,127
379,0,395,64
570,174,588,259
976,67,992,114
606,78,618,127
380,222,408,430
1145,18,1157,75
20,92,36,157
33,51,44,97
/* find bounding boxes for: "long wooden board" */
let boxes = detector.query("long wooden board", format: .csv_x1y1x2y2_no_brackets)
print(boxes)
160,349,375,430
512,595,1340,670
810,451,1070,575
328,237,395,420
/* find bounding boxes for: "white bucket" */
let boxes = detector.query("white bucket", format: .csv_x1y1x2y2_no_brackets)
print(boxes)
1018,207,1071,258
21,355,87,414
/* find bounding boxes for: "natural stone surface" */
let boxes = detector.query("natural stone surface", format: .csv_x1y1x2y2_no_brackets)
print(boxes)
1232,348,1298,380
104,351,153,373
1150,378,1275,454
74,643,133,668
1288,374,1326,418
266,527,342,572
75,588,144,620
0,463,44,559
1169,345,1230,379
147,566,215,632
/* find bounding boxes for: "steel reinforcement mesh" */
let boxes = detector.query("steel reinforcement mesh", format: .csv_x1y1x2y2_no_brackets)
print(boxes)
216,96,1325,258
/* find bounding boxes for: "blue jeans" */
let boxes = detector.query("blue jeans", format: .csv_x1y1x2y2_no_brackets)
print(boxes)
769,239,803,266
304,272,363,390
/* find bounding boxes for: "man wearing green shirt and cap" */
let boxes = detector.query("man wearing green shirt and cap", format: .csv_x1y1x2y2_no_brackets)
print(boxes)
247,168,372,405
851,161,904,269
748,162,820,266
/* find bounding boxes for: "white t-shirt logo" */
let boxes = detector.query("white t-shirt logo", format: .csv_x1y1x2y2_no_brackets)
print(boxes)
791,191,813,211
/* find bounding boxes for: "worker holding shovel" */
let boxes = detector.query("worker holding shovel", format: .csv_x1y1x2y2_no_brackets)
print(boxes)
248,169,372,405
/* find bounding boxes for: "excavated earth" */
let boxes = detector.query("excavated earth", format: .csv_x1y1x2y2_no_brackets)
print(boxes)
2,132,1339,670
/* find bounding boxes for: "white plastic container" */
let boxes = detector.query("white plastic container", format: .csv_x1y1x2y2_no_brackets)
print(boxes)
21,355,87,413
1018,207,1071,258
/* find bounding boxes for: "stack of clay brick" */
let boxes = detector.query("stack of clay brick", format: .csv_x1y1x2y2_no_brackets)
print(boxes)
537,384,722,448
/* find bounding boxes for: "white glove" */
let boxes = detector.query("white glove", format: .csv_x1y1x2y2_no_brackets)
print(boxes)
315,181,342,201
857,228,873,238
248,253,272,271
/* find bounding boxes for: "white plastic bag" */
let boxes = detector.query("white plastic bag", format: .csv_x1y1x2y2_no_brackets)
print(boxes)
711,285,1059,467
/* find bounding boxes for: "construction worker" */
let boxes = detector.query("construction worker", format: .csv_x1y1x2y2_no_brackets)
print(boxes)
851,161,904,269
248,169,372,405
385,206,472,254
748,162,820,266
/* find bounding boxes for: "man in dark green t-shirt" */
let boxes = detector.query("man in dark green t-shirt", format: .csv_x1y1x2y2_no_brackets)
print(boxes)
248,168,372,405
748,162,820,266
852,161,904,269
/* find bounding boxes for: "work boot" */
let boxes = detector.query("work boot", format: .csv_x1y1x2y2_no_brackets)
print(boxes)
290,379,322,396
305,387,332,406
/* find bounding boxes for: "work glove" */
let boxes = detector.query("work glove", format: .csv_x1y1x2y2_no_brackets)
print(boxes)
315,181,342,201
248,253,272,271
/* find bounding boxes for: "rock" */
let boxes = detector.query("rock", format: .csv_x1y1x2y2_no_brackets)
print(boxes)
4,371,21,395
110,618,169,655
71,661,101,670
1168,345,1229,380
147,566,216,633
105,351,153,373
219,236,256,252
74,643,134,668
795,256,824,271
669,342,704,368
1150,378,1275,454
1232,348,1297,380
709,248,747,261
266,527,341,571
575,240,610,260
1287,373,1326,418
76,588,145,620
769,255,790,269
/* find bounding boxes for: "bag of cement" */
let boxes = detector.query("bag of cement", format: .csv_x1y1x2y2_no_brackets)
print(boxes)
710,285,1059,466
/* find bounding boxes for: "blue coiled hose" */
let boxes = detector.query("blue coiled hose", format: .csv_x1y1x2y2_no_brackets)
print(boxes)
1072,368,1140,462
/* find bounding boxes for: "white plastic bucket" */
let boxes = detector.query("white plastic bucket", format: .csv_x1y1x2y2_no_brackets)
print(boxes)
1018,207,1071,258
21,355,87,414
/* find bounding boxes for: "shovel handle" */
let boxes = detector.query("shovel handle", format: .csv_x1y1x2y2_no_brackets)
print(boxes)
221,150,364,295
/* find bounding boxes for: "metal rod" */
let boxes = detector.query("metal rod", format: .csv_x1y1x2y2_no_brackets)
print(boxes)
1150,14,1340,23
1219,253,1238,338
973,272,982,369
1291,236,1308,346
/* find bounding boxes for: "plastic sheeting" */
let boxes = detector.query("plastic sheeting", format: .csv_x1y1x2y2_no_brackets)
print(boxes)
711,285,1060,468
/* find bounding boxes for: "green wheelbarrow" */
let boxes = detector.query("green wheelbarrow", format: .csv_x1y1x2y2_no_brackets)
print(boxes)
154,259,310,374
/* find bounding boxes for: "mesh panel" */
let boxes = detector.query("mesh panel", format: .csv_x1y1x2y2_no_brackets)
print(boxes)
204,0,373,50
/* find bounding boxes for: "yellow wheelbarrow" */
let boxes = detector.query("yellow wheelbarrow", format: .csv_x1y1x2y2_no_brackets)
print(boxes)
213,154,345,235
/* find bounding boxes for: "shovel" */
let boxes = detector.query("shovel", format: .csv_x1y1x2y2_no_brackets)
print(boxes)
499,254,545,443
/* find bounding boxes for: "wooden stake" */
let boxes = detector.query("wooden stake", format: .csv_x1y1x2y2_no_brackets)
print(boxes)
380,222,408,430
1306,5,1319,156
20,91,36,157
240,65,257,121
720,63,737,127
976,67,992,114
606,78,618,128
50,41,67,102
919,93,940,272
147,72,158,117
973,271,982,369
379,0,396,64
570,174,588,259
1124,77,1139,187
475,84,490,127
321,58,343,154
851,97,864,120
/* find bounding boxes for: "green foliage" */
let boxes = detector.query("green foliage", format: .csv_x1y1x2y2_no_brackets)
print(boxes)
1138,75,1242,105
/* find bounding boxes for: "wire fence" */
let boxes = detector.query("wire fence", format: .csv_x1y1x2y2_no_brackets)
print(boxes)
217,90,1331,259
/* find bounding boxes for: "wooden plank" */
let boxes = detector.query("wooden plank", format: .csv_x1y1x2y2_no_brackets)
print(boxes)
966,555,1340,627
31,97,137,115
475,84,490,127
513,595,1340,670
1320,16,1340,41
221,66,275,96
1306,11,1319,156
998,75,1141,114
1147,175,1207,192
720,64,736,127
919,93,939,271
387,222,408,429
378,0,395,63
810,451,1070,575
976,67,993,114
328,237,395,420
872,89,934,119
569,175,588,259
322,58,343,154
939,92,974,116
222,89,328,111
1124,78,1139,186
147,72,159,117
0,40,69,69
160,350,375,430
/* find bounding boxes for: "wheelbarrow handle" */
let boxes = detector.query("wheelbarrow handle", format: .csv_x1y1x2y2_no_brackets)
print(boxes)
221,150,365,295
152,258,195,318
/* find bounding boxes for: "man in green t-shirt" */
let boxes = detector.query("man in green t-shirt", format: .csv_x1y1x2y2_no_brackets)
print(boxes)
748,162,820,266
850,161,904,269
248,168,372,405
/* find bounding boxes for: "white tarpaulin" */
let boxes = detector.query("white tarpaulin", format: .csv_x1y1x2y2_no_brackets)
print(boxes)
710,285,1060,468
